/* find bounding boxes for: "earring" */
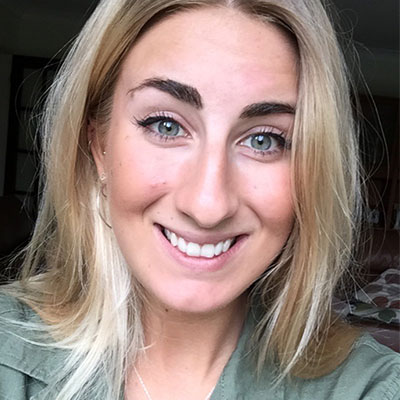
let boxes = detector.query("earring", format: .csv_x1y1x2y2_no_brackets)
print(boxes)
100,173,106,182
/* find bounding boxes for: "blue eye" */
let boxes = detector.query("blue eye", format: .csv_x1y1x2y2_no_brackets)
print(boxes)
156,120,182,136
249,134,273,151
135,115,185,138
242,132,286,153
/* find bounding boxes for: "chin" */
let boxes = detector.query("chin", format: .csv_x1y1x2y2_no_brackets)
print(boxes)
148,283,245,315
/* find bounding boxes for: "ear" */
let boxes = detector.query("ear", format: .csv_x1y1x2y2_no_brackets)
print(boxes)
88,120,106,179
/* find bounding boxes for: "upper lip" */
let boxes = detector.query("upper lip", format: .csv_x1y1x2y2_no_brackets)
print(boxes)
156,224,245,245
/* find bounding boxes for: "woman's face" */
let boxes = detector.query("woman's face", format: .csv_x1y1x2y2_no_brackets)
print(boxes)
93,7,297,314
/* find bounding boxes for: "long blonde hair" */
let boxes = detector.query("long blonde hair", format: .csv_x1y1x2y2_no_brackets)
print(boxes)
3,0,361,398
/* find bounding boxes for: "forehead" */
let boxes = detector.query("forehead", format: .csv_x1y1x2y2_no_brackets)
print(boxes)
117,6,298,107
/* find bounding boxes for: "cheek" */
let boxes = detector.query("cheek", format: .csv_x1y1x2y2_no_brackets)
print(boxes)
241,162,294,227
108,150,167,212
106,133,187,214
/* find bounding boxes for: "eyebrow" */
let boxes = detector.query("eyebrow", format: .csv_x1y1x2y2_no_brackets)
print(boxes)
239,102,296,119
129,77,295,117
129,78,203,109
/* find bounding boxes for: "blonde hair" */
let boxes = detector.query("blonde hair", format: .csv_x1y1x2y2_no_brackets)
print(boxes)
3,0,361,398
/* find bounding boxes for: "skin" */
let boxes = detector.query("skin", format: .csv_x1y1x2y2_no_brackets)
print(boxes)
92,6,298,399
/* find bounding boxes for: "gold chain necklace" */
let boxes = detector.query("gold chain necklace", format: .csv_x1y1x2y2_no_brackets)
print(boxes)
134,366,216,400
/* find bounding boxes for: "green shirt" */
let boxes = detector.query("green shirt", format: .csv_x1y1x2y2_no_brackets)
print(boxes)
0,293,399,399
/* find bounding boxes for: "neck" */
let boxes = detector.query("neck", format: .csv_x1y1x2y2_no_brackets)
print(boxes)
142,294,248,371
125,295,248,400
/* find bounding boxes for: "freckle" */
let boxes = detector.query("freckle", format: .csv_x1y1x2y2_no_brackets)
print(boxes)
164,308,169,313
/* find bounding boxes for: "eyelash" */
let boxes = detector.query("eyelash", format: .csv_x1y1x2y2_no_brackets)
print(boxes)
134,113,291,158
240,129,291,158
134,113,187,142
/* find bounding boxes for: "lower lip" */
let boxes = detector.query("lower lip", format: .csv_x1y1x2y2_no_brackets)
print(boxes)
154,225,247,273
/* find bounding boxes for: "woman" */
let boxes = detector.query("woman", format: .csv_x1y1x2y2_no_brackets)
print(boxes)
0,0,399,399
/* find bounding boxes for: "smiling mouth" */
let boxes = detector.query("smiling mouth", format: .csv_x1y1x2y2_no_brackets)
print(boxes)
161,227,238,259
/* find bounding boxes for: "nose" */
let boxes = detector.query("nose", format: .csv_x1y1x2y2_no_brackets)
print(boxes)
175,148,239,228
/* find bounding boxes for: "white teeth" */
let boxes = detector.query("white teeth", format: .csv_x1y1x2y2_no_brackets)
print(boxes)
214,241,223,256
186,242,201,257
222,239,231,252
177,237,187,252
163,228,235,258
170,232,178,247
200,244,215,258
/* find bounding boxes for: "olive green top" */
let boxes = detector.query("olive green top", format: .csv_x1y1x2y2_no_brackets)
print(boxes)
0,293,399,399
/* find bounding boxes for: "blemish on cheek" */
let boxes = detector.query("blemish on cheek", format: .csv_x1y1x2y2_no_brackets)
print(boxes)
150,182,161,190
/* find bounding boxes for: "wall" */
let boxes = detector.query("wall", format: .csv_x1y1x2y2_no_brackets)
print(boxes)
0,54,12,195
357,48,399,98
0,4,86,195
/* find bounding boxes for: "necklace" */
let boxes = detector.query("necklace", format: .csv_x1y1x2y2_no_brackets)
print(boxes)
134,366,216,400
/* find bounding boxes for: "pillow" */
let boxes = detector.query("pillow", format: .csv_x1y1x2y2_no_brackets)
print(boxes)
349,268,400,325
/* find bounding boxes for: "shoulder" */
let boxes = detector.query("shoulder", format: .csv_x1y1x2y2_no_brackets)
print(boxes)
217,316,400,400
350,333,400,366
0,290,23,312
0,292,67,399
0,291,38,342
346,334,400,399
293,334,400,400
0,291,41,335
